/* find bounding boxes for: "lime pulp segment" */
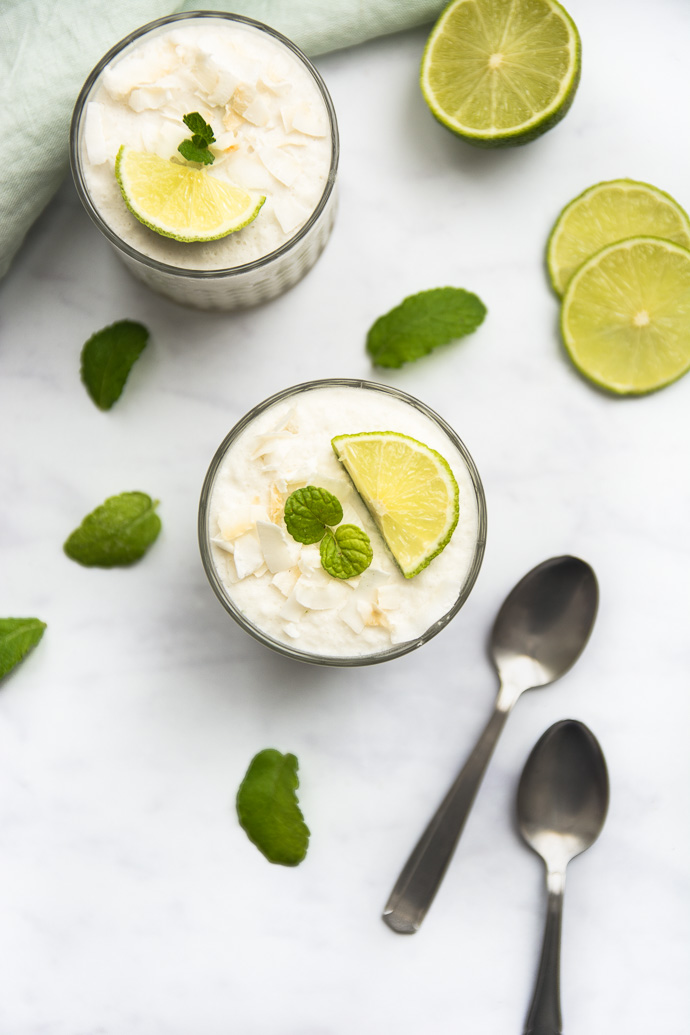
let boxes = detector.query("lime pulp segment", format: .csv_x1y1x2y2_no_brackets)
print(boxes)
560,236,690,395
115,146,265,243
331,431,459,578
547,179,690,295
420,0,581,147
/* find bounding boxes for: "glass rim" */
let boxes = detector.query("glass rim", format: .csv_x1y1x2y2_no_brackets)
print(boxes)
198,378,488,668
69,10,340,280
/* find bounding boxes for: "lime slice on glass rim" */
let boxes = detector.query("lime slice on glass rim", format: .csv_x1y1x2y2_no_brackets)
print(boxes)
420,0,581,148
547,179,690,295
560,236,690,395
115,146,265,243
331,431,459,578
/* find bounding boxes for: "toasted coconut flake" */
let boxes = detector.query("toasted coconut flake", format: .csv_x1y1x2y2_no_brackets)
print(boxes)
211,535,235,555
377,585,401,611
256,520,300,573
258,145,300,186
272,569,299,598
233,532,264,579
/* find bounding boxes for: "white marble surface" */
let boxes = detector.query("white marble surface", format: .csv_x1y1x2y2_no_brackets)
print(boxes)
1,1,689,1031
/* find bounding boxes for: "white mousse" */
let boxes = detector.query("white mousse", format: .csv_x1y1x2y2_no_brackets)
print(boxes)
80,18,332,269
207,385,482,658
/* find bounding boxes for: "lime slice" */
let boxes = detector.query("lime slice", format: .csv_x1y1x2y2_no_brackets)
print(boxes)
331,432,459,578
420,0,581,148
561,236,690,395
115,146,265,243
548,179,690,295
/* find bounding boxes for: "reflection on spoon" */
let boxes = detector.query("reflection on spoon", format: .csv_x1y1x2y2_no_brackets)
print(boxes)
382,556,598,934
517,719,609,1035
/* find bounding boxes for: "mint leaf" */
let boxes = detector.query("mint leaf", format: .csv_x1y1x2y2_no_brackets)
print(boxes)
182,112,215,145
284,486,343,545
366,287,487,368
0,618,46,680
320,525,373,580
80,320,149,410
178,111,216,165
64,492,161,567
236,749,310,866
178,140,215,165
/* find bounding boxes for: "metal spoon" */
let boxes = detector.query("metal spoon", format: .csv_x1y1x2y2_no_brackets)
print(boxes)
382,556,598,934
517,719,609,1035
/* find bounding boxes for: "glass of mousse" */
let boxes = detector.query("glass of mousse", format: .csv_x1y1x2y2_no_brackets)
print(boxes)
198,379,487,667
70,12,338,310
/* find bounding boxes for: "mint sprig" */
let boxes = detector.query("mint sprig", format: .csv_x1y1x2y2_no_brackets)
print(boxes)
178,112,216,166
320,525,373,580
0,618,46,680
64,492,161,567
236,749,310,866
284,486,372,579
80,319,149,410
284,486,343,544
366,286,487,368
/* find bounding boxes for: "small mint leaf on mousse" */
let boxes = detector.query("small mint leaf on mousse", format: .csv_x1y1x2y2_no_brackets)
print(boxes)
236,749,310,866
80,319,149,410
0,618,47,680
284,486,343,544
320,524,373,580
64,492,161,567
366,286,487,368
178,112,216,165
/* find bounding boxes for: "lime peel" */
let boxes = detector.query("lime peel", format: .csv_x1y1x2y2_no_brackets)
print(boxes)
331,431,459,578
115,145,265,243
547,179,690,295
420,0,581,148
560,235,690,395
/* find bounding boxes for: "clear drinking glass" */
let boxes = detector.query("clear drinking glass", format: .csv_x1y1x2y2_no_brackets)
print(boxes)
198,379,487,667
70,12,339,310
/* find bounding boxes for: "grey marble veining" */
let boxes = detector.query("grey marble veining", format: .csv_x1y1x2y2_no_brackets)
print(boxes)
1,2,689,1032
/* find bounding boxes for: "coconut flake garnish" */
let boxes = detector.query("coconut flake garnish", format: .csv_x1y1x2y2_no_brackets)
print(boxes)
232,532,264,579
211,535,236,555
377,585,401,610
242,95,272,127
283,623,301,639
256,521,300,573
297,545,322,576
272,569,299,598
258,145,299,186
280,591,308,622
291,104,328,137
128,86,173,112
294,573,348,611
273,196,311,235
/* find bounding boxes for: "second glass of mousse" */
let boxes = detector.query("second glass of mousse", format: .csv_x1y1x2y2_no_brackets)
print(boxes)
70,12,339,309
199,379,487,667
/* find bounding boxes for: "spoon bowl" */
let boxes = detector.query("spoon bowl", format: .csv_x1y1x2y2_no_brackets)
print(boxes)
382,556,599,934
517,720,609,1034
492,556,599,691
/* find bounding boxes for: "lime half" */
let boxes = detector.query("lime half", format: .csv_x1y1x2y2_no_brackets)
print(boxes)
561,236,690,395
115,146,265,243
420,0,581,148
331,431,459,578
548,179,690,295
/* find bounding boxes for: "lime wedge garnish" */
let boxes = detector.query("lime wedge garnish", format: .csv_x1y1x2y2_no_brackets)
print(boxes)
548,179,690,295
560,236,690,395
115,146,265,243
331,432,459,578
420,0,581,148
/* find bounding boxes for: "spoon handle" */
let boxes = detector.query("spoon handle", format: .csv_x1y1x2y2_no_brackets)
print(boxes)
382,700,511,933
524,874,565,1035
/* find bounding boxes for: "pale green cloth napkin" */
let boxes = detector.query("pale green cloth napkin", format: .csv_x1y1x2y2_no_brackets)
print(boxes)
0,0,444,280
